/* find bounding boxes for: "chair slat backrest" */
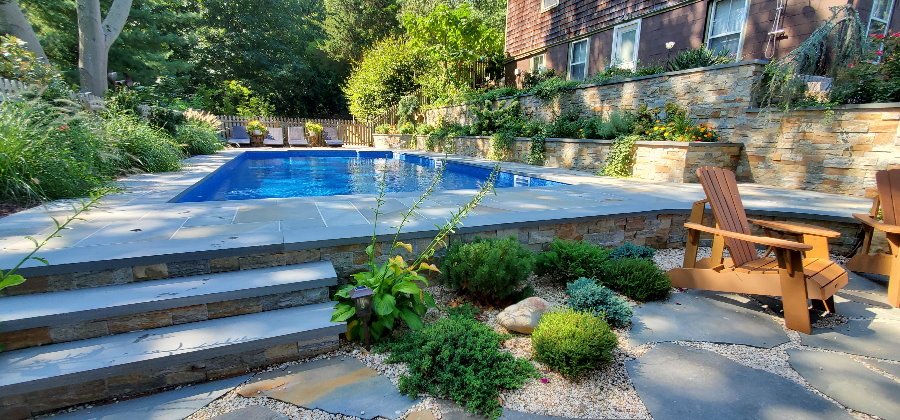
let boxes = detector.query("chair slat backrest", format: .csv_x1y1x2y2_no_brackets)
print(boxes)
323,127,339,140
876,169,900,226
231,125,249,139
266,127,283,141
696,166,759,266
288,126,307,143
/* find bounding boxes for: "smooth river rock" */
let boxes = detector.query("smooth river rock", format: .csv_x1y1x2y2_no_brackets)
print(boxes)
497,296,550,334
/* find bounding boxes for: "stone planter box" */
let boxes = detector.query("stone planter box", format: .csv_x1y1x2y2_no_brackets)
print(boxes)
372,134,743,184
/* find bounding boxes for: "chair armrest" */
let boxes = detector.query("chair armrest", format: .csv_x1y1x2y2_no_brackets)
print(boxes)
684,222,813,252
853,213,900,234
748,219,841,238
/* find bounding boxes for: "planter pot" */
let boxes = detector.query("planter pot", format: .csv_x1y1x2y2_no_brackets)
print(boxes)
253,130,262,135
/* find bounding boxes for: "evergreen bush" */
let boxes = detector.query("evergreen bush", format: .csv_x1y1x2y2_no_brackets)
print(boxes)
599,258,671,301
566,277,633,327
532,308,618,377
442,236,534,303
376,311,537,419
534,239,612,282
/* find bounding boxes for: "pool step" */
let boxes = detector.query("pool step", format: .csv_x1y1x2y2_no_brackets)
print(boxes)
0,262,336,350
0,303,343,419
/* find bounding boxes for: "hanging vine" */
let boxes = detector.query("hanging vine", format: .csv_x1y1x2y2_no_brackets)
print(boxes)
526,131,547,166
754,5,869,111
599,135,639,177
489,131,514,161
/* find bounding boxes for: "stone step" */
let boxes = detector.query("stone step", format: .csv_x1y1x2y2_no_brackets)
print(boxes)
0,262,337,350
0,303,343,419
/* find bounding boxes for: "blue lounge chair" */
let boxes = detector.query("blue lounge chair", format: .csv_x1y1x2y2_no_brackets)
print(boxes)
228,125,250,146
288,126,309,147
263,127,284,147
323,127,343,147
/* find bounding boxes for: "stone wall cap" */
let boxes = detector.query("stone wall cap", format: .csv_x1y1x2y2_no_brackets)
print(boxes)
746,102,900,113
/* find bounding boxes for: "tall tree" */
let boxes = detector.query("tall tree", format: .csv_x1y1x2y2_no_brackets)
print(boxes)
0,0,48,61
75,0,132,94
321,0,399,63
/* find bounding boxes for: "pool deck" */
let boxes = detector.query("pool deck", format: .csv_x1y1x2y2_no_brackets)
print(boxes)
0,147,873,276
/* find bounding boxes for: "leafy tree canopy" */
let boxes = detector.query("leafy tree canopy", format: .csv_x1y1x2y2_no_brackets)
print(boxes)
321,0,400,63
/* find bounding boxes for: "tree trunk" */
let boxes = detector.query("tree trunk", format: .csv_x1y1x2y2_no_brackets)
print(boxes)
75,0,132,95
0,0,49,62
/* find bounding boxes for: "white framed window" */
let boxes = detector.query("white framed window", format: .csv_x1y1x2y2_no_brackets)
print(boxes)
611,20,641,70
568,39,589,80
706,0,749,56
531,54,546,72
541,0,559,11
867,0,895,37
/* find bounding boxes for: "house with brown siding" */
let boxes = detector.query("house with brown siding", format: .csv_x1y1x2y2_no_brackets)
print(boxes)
504,0,900,85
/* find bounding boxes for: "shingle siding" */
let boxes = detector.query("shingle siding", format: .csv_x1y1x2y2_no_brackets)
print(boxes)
505,0,900,86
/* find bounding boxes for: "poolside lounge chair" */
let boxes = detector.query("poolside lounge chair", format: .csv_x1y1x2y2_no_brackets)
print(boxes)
263,127,284,147
323,127,343,147
846,168,900,307
668,166,849,334
288,126,309,147
228,125,250,146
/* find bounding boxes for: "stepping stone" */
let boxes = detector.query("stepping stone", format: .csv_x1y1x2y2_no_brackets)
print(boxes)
626,344,851,420
788,349,900,419
833,293,900,321
869,359,900,378
237,358,416,419
801,319,900,362
49,375,250,420
211,405,289,420
844,271,890,295
629,291,789,348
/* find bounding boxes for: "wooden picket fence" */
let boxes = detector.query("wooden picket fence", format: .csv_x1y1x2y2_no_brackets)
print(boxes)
217,115,374,147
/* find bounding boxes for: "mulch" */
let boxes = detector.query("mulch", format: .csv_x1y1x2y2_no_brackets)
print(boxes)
0,202,34,218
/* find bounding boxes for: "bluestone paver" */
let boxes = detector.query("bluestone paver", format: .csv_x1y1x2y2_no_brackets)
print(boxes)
629,291,790,348
626,344,852,420
237,358,417,420
49,375,250,420
788,349,900,419
801,319,900,362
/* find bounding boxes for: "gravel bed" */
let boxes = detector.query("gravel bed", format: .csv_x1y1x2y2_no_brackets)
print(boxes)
173,247,893,420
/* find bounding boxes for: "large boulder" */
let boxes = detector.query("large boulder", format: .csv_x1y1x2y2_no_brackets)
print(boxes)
497,297,550,334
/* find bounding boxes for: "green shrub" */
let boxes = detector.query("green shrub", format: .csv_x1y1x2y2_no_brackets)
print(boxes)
374,124,393,134
0,99,114,203
442,236,534,303
532,308,618,377
344,37,424,121
146,106,186,136
470,100,523,136
566,278,633,328
397,95,420,125
534,239,612,282
599,258,671,301
544,107,583,138
665,45,734,72
581,111,634,140
103,113,184,173
522,68,558,90
529,77,579,101
415,123,434,135
398,122,416,134
610,242,656,260
105,87,143,116
475,86,520,102
176,122,224,156
376,311,537,419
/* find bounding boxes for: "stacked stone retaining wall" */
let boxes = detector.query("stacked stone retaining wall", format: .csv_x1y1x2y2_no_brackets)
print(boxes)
420,61,900,197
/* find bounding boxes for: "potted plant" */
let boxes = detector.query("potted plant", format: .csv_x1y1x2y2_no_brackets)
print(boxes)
306,122,324,147
247,120,267,135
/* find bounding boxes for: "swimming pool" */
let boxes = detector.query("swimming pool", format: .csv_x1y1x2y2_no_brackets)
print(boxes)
172,150,566,202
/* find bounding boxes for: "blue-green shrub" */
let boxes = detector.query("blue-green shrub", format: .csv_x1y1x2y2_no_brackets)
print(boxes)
610,242,656,260
566,277,633,327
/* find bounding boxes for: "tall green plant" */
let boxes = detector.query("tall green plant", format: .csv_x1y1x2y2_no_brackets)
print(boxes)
0,191,106,292
600,135,639,177
331,163,500,341
665,45,733,71
755,5,869,110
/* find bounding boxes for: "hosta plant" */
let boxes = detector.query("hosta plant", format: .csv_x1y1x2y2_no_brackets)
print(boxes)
331,164,499,341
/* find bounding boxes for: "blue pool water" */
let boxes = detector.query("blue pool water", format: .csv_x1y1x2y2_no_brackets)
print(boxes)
172,150,566,202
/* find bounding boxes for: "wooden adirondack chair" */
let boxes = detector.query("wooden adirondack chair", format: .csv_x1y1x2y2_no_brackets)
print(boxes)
846,169,900,307
669,166,849,333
